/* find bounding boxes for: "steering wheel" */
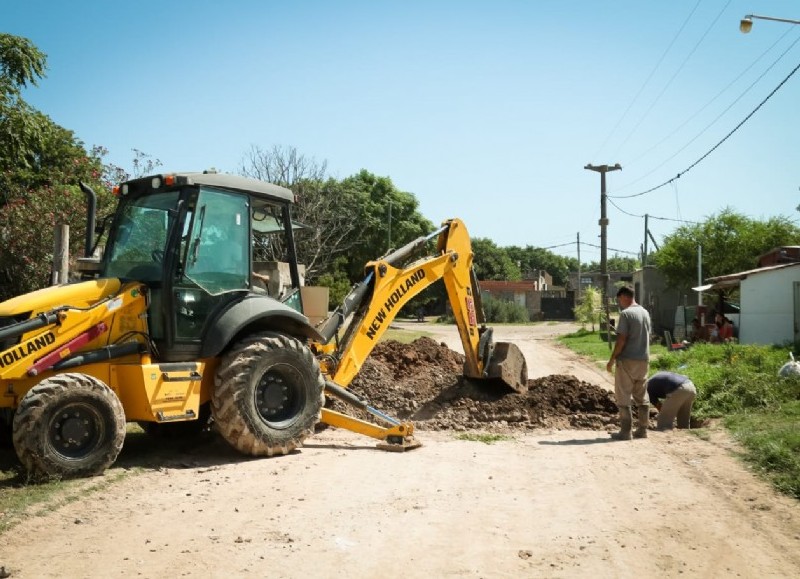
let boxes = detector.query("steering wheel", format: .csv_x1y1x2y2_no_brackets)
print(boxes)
151,249,165,263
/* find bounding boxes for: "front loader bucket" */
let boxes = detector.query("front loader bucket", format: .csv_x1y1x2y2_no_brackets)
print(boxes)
486,342,528,393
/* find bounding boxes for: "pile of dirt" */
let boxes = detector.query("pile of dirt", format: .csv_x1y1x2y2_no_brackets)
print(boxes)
327,337,619,432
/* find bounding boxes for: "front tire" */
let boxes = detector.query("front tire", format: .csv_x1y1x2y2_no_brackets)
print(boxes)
212,332,324,457
12,373,126,479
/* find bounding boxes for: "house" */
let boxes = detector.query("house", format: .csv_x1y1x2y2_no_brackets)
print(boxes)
632,266,692,337
480,280,535,305
704,258,800,346
479,271,573,320
567,270,634,297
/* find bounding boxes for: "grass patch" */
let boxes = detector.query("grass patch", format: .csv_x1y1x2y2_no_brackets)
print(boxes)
455,433,513,444
381,327,432,343
558,329,800,499
724,401,800,499
0,467,132,533
558,328,669,367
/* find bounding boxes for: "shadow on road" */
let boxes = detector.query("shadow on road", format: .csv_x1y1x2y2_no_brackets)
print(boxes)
0,430,279,488
538,437,615,446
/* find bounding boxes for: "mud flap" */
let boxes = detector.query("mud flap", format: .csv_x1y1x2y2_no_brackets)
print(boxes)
487,342,528,393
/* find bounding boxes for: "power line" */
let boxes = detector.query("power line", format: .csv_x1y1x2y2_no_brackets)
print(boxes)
606,197,700,224
580,241,639,256
612,33,800,194
612,0,732,159
537,239,638,256
537,241,576,250
608,58,800,200
620,25,798,173
592,0,701,160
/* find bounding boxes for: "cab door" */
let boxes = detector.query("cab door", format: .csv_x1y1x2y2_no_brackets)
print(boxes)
167,187,251,358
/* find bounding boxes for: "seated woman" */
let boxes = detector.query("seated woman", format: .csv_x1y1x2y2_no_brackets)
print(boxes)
719,316,735,343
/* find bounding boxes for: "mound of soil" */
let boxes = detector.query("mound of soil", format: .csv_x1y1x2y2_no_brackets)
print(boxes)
326,337,620,432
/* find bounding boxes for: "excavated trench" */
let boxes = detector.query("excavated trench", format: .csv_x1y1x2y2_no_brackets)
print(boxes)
327,337,620,432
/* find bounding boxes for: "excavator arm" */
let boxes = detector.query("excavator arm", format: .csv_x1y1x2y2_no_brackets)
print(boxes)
312,218,528,449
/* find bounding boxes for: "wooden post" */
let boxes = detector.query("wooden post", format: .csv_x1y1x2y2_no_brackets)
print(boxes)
52,224,70,285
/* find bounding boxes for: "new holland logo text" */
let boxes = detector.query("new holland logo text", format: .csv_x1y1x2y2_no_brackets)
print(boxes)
0,332,56,368
366,269,426,340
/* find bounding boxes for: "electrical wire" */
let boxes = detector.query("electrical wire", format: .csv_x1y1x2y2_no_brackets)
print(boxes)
672,181,682,221
621,25,798,173
606,197,700,224
591,0,702,160
608,58,800,200
612,0,732,159
536,239,638,256
613,33,800,193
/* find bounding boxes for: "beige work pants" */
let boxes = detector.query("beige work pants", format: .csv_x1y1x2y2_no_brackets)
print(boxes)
656,381,697,430
614,358,650,407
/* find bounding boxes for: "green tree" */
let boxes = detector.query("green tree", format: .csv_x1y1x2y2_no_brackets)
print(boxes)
240,148,435,302
573,286,604,330
472,238,521,281
0,34,113,299
506,246,579,287
583,254,640,273
239,145,361,283
653,208,800,289
336,170,433,281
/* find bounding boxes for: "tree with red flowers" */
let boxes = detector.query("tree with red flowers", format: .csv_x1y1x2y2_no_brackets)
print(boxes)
0,34,115,300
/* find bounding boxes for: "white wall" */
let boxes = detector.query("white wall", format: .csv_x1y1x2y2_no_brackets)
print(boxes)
739,266,800,345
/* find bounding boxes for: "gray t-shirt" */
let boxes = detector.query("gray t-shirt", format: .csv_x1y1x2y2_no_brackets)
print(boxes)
616,303,651,360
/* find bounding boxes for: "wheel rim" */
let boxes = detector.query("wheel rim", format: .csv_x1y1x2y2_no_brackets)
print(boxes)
254,363,306,428
47,402,105,460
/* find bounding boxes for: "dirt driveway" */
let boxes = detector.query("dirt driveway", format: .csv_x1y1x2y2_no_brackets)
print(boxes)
1,322,799,578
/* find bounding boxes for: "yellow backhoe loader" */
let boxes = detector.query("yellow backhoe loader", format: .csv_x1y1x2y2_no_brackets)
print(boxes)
0,171,527,479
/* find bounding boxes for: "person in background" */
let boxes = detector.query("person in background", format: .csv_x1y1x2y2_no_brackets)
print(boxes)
711,313,733,343
719,316,734,343
606,286,652,440
708,311,720,342
646,370,697,430
689,318,708,343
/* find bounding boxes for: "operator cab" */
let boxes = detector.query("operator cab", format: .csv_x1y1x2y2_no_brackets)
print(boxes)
100,171,304,361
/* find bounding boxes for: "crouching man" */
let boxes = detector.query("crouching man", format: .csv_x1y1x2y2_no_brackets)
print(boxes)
646,371,697,430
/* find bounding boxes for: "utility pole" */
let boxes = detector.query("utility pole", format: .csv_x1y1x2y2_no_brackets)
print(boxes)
576,232,581,302
387,199,392,251
585,163,622,349
643,214,649,267
697,244,703,307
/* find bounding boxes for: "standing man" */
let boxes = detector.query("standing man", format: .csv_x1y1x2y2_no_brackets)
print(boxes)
646,371,697,430
606,286,651,440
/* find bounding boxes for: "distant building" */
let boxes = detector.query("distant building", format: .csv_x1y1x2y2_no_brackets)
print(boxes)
703,246,800,345
479,271,573,320
567,270,634,297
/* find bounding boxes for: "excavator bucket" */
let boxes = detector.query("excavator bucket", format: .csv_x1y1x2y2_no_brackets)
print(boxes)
486,342,528,393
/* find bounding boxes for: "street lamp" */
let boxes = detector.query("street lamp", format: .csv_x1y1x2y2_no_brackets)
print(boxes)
740,14,800,33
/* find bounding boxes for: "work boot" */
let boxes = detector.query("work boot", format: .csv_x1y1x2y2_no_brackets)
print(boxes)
610,406,632,441
633,404,649,439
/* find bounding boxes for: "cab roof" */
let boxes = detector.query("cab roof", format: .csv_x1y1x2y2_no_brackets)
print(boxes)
122,171,295,203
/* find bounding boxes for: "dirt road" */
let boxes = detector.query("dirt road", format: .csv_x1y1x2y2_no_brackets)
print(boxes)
1,322,799,578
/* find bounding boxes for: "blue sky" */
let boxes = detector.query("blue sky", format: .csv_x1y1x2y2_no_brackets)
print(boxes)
4,0,799,264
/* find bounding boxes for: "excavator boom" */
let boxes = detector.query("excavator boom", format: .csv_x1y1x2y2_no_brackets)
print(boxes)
313,218,528,448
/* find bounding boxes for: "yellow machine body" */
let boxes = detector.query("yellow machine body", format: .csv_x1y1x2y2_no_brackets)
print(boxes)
0,280,212,423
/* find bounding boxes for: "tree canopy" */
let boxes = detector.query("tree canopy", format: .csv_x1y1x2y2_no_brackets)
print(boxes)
653,208,800,289
582,255,640,275
0,34,113,299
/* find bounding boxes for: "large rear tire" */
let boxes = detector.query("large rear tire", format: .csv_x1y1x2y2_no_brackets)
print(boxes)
212,332,324,457
12,373,126,479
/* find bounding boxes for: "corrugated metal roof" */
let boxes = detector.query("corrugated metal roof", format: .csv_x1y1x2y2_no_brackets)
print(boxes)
703,261,800,289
